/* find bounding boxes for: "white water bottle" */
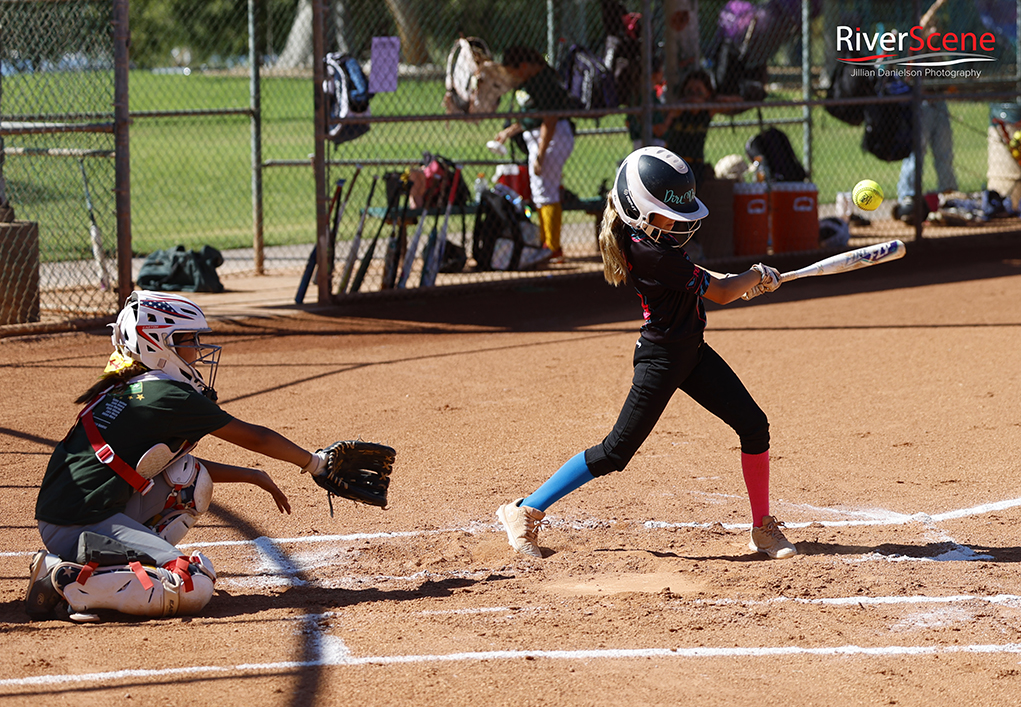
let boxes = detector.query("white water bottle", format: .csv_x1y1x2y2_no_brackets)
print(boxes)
473,173,489,203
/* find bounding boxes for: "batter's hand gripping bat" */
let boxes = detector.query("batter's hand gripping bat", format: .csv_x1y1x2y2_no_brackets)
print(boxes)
743,240,906,300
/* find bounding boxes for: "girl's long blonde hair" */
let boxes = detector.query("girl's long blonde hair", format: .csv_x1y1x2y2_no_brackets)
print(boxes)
598,195,631,286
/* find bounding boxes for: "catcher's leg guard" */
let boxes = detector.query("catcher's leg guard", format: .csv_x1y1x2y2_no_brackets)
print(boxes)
53,552,216,618
146,456,213,545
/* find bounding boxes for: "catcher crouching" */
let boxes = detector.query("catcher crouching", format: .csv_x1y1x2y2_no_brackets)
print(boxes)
26,291,394,623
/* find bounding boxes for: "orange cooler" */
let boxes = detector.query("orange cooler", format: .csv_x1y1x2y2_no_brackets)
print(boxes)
733,183,769,256
770,182,818,253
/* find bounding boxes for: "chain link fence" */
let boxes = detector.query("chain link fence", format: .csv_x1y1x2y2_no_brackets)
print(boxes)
2,0,1019,328
1,0,121,328
307,0,1021,299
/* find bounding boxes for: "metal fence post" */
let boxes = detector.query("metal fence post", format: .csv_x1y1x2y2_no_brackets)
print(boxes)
801,0,812,178
640,0,653,147
113,0,131,300
547,0,555,63
312,0,329,302
249,0,264,275
911,0,924,241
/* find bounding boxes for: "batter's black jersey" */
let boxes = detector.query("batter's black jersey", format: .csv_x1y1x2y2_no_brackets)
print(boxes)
620,226,710,345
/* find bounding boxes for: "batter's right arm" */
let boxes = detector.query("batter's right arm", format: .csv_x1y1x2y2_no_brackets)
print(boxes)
703,267,763,304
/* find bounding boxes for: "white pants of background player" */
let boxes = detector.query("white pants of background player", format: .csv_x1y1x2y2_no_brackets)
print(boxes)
522,118,575,207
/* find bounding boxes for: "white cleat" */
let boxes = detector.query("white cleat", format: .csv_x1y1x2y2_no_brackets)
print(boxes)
496,499,547,558
749,515,798,559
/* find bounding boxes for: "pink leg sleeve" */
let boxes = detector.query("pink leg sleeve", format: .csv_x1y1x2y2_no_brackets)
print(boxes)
741,450,770,528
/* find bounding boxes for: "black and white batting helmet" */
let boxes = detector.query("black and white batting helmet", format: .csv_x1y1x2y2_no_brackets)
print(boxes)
611,146,708,239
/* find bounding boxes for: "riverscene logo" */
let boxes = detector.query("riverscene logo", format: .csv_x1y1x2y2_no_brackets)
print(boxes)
836,25,996,78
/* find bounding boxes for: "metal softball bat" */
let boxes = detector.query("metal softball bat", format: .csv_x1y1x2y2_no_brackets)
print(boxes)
779,239,905,283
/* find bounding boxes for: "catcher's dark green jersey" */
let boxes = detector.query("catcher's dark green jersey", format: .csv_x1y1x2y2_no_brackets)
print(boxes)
36,373,233,526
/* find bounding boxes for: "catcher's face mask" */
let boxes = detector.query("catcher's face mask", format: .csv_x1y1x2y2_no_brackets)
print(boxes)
172,331,221,401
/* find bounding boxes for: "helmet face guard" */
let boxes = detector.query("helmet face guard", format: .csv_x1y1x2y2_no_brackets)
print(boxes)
611,147,708,244
170,331,222,399
111,291,221,398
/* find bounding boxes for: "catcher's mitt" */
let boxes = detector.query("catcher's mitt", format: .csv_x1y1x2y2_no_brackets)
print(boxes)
307,440,395,515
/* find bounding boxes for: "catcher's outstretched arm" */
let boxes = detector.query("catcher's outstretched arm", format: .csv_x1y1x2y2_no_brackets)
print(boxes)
212,419,315,470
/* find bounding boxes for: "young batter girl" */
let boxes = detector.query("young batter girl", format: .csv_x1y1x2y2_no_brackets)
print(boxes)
497,146,797,560
26,291,331,622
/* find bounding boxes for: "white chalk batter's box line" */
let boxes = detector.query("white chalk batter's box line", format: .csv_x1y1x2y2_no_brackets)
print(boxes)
4,633,1021,689
4,495,1017,566
3,501,1018,688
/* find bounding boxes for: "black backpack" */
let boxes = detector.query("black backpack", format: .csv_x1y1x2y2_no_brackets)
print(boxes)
599,0,642,105
472,189,545,271
745,128,806,182
324,53,372,144
825,59,877,126
137,245,224,293
557,44,618,110
862,75,913,162
712,37,768,103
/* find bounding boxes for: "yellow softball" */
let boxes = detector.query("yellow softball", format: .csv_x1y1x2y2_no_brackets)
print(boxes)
852,179,884,211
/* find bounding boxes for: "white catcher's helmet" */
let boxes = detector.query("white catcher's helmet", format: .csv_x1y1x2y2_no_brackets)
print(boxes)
111,291,221,398
611,146,708,243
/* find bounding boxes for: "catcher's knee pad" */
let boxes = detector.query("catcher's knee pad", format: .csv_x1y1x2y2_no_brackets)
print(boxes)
146,456,213,545
165,552,216,615
53,552,216,618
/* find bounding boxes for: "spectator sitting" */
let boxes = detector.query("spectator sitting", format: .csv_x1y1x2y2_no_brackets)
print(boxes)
662,69,742,186
626,55,670,150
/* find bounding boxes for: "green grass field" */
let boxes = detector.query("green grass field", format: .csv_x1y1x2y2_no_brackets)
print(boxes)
4,70,998,263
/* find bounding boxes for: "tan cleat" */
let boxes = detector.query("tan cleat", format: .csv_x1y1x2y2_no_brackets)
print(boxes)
496,499,547,558
24,550,63,620
749,515,798,559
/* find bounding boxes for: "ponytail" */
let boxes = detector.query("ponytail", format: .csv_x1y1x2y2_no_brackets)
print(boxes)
598,195,630,286
74,351,148,404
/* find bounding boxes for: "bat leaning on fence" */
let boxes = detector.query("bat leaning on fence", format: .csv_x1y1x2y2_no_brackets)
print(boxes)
79,159,110,291
336,175,379,295
295,172,359,304
397,206,429,289
382,179,411,290
349,177,404,294
417,211,441,288
420,167,461,288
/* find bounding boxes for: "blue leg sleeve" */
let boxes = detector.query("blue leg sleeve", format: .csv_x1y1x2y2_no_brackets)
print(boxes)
522,452,595,512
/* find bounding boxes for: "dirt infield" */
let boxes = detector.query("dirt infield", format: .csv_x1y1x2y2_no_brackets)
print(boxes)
2,237,1020,706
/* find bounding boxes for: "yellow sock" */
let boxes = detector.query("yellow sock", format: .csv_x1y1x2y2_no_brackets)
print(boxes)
539,203,562,252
